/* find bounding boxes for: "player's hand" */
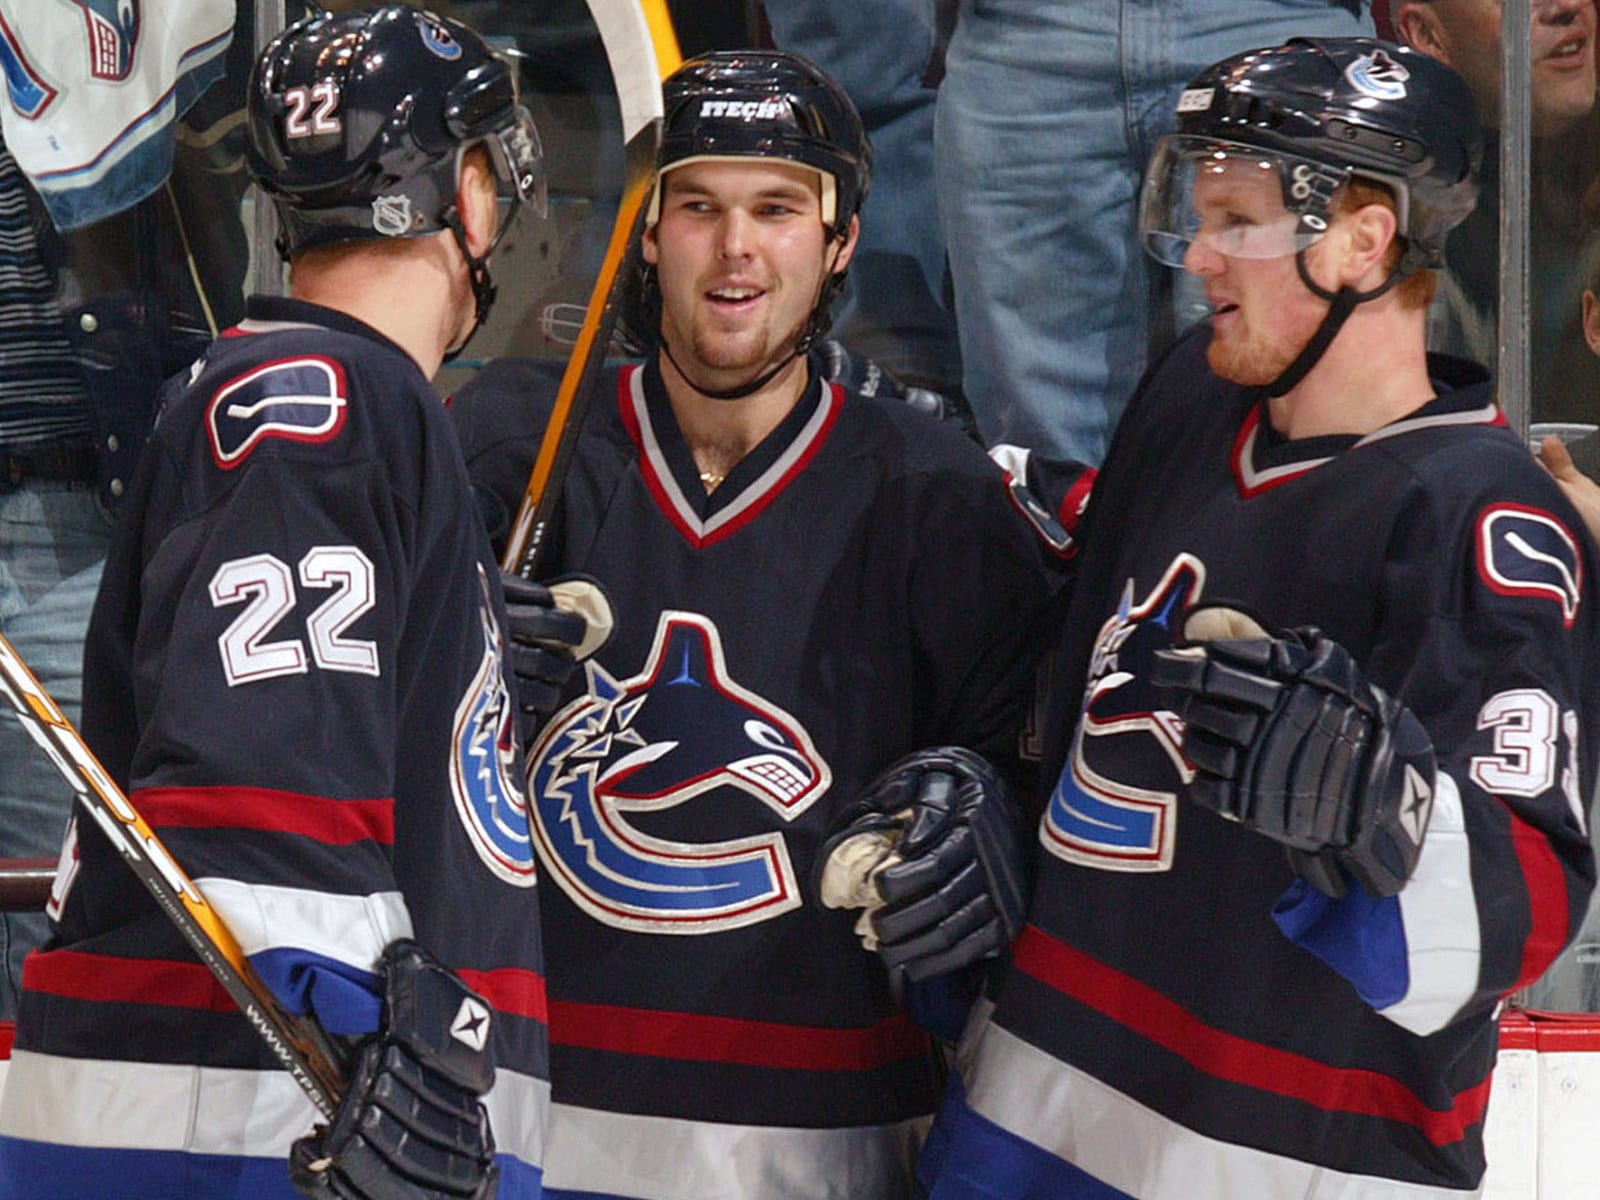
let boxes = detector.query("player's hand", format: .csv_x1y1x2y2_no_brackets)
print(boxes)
289,940,499,1200
1150,606,1436,899
499,571,613,745
816,747,1030,988
1539,435,1600,546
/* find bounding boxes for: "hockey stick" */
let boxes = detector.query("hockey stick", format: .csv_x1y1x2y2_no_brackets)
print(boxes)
500,0,681,577
0,628,345,1116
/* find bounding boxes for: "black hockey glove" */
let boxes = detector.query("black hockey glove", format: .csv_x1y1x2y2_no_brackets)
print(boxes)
817,338,979,441
816,747,1031,987
1149,605,1437,900
289,940,498,1200
499,571,613,746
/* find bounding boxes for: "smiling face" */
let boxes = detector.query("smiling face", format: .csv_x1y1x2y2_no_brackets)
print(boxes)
1182,158,1335,385
643,158,855,393
1399,0,1596,135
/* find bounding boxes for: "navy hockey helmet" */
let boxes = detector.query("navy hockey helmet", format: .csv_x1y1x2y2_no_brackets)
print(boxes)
1140,37,1480,274
650,49,873,241
246,5,546,262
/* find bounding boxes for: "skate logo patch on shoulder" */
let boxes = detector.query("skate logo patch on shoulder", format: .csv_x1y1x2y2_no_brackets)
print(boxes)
1476,503,1582,627
526,611,831,934
207,356,349,468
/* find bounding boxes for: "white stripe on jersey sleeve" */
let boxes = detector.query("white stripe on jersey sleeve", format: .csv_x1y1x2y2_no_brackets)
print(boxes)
195,876,411,971
542,1101,927,1199
0,1049,548,1167
1378,773,1483,1037
962,1023,1473,1200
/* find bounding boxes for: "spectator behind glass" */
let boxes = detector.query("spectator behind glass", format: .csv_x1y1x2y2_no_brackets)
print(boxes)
762,1,963,400
0,11,254,1022
1393,0,1599,405
933,0,1374,466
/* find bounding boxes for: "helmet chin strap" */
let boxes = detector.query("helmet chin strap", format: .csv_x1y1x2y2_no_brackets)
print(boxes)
1264,248,1410,398
442,208,505,364
658,236,850,402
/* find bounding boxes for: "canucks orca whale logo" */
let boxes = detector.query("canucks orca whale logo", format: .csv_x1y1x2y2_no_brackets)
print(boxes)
69,1,140,82
527,611,831,933
451,565,536,887
1042,553,1203,873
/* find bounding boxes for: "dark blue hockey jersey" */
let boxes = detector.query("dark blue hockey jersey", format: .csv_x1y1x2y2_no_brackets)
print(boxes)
451,353,1069,1200
920,327,1600,1200
0,298,548,1199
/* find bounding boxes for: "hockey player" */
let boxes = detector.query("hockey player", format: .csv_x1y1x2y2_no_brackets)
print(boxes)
0,7,579,1198
917,38,1600,1200
449,50,1070,1200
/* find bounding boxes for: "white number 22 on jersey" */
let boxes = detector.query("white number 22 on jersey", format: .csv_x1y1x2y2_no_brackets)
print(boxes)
209,547,379,686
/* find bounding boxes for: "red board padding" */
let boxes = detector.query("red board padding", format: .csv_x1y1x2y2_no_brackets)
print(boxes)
1500,1008,1600,1052
0,1021,12,1060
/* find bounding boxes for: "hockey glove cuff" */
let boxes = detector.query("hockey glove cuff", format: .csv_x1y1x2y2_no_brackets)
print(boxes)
1150,605,1437,899
290,940,499,1200
500,570,614,745
816,747,1031,987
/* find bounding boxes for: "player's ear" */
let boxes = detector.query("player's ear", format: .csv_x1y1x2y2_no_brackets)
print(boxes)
1342,201,1399,292
829,213,861,276
1584,289,1600,357
642,220,660,267
457,147,499,259
1392,5,1449,66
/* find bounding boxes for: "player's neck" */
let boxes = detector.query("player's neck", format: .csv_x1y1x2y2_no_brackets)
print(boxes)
290,243,462,381
657,347,810,479
1267,305,1434,440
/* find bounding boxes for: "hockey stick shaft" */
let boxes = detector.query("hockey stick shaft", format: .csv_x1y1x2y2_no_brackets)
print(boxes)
501,0,681,578
0,629,344,1116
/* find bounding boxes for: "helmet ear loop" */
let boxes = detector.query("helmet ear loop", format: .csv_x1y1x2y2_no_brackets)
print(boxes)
442,207,499,362
794,222,853,355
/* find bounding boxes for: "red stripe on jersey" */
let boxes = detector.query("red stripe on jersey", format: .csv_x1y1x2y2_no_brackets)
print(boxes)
459,967,549,1025
1508,815,1573,991
548,999,931,1071
23,947,236,1011
1013,924,1490,1147
134,785,395,846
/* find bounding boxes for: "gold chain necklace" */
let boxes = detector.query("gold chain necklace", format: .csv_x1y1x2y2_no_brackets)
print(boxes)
699,470,725,493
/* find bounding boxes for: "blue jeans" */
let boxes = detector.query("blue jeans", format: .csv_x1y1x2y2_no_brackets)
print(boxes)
936,0,1371,463
0,481,111,1020
764,0,962,393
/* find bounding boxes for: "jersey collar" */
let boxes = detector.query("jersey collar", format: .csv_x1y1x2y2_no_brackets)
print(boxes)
1232,355,1502,498
619,354,844,549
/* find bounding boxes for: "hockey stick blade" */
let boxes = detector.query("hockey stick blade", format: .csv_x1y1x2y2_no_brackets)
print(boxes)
0,629,345,1116
501,0,682,578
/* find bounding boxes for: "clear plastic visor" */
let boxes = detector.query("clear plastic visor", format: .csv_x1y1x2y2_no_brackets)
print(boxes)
1139,136,1348,268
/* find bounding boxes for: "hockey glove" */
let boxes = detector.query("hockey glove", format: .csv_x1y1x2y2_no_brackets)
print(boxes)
816,747,1031,986
1149,605,1437,899
290,940,499,1200
817,338,979,441
500,571,613,746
